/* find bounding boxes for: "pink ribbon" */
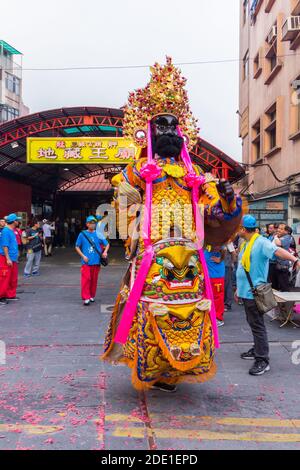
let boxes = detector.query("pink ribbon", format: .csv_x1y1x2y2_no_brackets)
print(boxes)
114,245,154,344
177,127,219,348
114,121,155,344
140,162,162,183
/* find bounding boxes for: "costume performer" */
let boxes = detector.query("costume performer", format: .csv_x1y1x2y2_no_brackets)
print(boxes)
102,58,243,392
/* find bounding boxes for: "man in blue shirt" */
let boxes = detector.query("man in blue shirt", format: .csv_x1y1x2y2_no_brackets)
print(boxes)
75,215,110,306
236,215,300,376
0,213,21,304
271,224,293,292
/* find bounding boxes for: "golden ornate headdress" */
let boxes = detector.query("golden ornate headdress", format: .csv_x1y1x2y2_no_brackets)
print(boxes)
123,56,199,150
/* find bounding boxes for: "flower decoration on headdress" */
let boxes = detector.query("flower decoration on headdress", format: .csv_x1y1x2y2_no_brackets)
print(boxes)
123,56,199,150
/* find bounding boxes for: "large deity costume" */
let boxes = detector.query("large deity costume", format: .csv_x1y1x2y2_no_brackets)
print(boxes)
102,58,243,390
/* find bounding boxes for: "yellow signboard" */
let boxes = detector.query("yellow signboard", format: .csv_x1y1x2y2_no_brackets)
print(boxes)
26,137,140,164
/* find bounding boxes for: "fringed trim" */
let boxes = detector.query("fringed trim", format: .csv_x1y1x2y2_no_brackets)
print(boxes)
101,293,122,360
148,311,209,373
159,361,217,385
131,360,217,391
131,352,158,391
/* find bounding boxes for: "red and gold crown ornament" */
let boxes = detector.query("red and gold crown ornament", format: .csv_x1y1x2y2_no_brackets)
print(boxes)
123,56,199,151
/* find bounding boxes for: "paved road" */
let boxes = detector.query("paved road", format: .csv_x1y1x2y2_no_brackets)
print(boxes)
0,247,300,450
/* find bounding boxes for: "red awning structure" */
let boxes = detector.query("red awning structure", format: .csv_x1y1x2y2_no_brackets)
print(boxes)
0,106,245,193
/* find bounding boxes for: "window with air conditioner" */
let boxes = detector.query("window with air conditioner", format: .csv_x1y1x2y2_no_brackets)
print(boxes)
264,16,283,85
290,77,300,139
282,16,300,45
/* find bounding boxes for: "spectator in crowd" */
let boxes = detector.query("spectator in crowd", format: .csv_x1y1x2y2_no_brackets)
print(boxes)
287,226,297,254
75,215,110,306
24,220,43,277
42,219,54,257
267,223,278,285
236,215,300,376
265,223,277,241
0,217,6,239
63,219,70,247
69,219,77,245
13,220,24,260
204,245,225,327
75,219,81,237
0,213,21,304
224,242,237,312
54,217,64,247
270,224,293,292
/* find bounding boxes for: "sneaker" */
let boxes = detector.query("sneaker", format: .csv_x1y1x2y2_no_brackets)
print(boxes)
217,320,225,327
7,297,20,301
151,382,177,393
83,299,90,306
249,359,270,376
224,305,232,312
0,298,8,305
90,298,95,303
23,273,31,278
32,272,40,276
240,347,255,360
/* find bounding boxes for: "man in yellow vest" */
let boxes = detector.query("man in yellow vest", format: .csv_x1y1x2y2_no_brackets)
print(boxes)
236,215,300,376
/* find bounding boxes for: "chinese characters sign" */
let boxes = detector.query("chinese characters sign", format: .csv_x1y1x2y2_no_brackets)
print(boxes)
26,137,141,164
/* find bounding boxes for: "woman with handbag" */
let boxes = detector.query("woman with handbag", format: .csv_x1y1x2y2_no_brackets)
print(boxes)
236,215,300,376
75,215,109,306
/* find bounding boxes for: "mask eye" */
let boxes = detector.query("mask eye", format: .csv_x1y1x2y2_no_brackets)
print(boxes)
163,258,174,270
188,255,198,268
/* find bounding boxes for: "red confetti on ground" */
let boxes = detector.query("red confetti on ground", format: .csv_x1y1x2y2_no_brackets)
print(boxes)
21,411,43,425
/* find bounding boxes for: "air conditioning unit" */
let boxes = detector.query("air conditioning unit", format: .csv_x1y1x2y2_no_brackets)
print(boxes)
267,25,277,44
282,16,300,41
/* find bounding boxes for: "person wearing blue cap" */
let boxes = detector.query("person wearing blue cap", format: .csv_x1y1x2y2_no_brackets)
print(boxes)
0,213,22,304
236,214,300,376
75,215,110,306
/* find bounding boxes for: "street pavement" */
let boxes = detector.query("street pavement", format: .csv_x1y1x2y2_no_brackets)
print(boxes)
0,247,300,450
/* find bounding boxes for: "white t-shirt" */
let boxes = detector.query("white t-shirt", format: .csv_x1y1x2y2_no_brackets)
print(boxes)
226,242,235,253
43,223,52,238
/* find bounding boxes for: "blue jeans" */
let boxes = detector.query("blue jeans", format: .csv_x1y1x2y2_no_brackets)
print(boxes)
24,250,41,275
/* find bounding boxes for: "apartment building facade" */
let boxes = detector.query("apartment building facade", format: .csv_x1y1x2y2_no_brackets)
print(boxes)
0,40,29,124
239,0,300,231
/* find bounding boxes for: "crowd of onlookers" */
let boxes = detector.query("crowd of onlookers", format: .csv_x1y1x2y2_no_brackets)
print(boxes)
202,215,300,376
0,214,85,305
204,221,299,328
0,213,108,306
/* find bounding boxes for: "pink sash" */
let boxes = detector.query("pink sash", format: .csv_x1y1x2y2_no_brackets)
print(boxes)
114,123,219,348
